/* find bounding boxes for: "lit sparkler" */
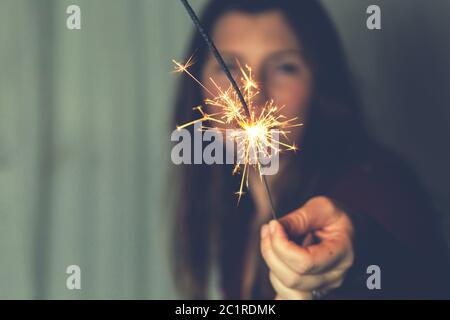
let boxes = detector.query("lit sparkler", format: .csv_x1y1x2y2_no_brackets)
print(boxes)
173,59,302,205
177,0,302,219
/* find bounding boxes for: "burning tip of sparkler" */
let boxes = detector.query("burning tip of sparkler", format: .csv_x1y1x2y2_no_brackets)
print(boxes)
173,55,302,202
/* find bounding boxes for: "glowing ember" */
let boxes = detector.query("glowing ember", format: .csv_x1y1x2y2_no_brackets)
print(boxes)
173,57,302,202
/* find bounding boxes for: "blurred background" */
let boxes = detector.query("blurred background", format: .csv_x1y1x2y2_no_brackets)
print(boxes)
1,0,449,299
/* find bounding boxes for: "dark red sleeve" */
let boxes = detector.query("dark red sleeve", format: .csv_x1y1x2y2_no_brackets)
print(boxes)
326,156,450,299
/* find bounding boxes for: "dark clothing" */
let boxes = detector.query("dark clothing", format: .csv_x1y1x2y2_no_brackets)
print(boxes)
221,149,450,299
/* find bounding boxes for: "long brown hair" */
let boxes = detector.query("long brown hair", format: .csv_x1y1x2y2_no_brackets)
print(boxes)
171,0,371,298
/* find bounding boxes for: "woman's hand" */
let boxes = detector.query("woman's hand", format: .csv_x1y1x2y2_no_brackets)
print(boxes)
260,196,354,300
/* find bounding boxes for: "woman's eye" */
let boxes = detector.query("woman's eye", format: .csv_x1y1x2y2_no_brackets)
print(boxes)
276,63,300,74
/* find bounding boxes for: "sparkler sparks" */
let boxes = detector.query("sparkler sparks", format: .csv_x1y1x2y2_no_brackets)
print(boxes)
173,59,303,203
177,0,302,219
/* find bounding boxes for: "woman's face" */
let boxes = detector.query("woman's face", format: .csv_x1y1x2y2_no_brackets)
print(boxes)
201,10,313,142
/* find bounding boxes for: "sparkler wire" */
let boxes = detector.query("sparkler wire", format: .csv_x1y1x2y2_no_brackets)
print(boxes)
179,0,277,219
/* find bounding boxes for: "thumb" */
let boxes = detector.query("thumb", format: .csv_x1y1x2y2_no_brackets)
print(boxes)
279,196,341,237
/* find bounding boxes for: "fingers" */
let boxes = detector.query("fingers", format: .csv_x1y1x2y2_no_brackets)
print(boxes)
269,220,348,274
269,272,313,300
261,224,304,288
261,196,354,299
261,224,345,291
278,196,341,236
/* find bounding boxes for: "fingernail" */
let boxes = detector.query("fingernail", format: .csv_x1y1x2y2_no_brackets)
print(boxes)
269,220,277,234
261,224,269,239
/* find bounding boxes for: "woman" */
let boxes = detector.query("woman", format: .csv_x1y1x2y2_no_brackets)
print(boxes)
172,0,450,299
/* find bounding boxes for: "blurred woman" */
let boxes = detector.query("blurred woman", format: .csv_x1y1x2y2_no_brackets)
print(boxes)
172,0,450,299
